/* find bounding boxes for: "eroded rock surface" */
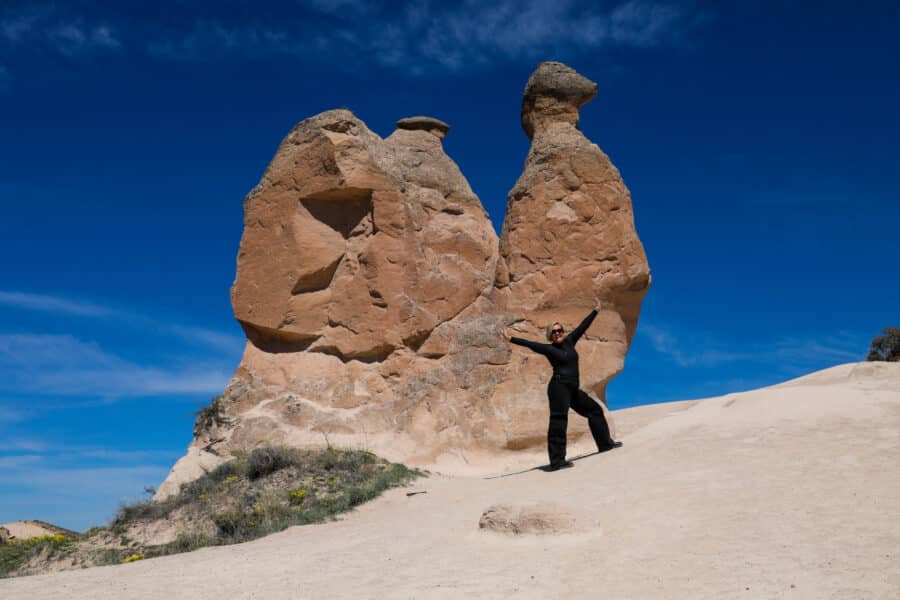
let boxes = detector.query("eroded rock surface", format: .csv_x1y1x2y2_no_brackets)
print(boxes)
231,109,496,363
478,503,594,535
496,61,650,401
158,62,650,497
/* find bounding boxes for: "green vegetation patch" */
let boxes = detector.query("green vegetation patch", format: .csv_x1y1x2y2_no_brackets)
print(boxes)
0,534,75,578
867,327,900,362
2,447,421,579
114,446,422,554
192,395,233,436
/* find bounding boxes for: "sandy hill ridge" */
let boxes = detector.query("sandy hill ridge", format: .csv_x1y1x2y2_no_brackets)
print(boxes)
3,361,898,599
0,521,78,543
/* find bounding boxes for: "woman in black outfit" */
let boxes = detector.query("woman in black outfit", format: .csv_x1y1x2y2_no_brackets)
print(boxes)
500,309,621,471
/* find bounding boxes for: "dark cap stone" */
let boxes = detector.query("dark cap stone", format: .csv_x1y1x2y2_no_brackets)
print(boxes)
522,62,597,107
396,116,451,136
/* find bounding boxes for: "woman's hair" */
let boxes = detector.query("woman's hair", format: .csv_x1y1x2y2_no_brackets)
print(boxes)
545,321,563,341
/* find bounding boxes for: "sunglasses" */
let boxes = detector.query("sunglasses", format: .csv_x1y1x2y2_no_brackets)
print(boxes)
551,328,565,336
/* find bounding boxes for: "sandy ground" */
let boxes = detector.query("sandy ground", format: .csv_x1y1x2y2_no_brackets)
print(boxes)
3,361,898,599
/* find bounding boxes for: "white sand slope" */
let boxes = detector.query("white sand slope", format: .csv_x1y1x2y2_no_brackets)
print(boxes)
3,361,898,599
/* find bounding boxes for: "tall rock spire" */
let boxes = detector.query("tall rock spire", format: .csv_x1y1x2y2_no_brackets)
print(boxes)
497,61,650,401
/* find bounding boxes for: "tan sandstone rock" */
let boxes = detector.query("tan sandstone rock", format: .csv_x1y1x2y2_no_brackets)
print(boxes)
478,503,594,535
158,62,649,498
495,61,650,401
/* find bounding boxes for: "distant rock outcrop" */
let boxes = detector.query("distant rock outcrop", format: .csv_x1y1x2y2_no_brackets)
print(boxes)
0,520,79,541
158,61,650,497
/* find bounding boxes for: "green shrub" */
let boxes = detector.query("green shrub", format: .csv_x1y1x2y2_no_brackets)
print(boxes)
168,531,212,554
212,511,249,539
32,446,422,578
288,487,307,505
867,327,900,362
193,395,233,435
89,547,125,567
0,534,73,578
245,446,294,480
112,498,170,525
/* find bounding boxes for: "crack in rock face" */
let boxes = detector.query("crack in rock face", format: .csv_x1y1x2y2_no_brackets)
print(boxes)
158,61,651,496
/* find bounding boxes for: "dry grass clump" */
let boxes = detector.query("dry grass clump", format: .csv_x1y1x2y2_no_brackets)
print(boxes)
192,395,233,436
0,534,77,578
115,446,420,558
2,446,420,579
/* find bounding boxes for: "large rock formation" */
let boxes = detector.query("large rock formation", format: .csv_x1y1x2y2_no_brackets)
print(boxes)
158,62,649,497
496,61,651,402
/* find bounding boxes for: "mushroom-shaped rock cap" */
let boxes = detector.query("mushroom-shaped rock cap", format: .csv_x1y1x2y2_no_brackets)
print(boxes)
396,116,451,138
521,61,598,138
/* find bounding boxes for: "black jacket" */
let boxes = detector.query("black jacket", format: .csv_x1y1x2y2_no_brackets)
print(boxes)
510,309,598,385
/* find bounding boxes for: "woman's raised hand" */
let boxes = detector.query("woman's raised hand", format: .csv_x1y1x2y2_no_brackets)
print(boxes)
498,326,510,341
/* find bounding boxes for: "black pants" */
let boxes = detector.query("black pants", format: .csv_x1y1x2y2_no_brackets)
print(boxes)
547,378,615,466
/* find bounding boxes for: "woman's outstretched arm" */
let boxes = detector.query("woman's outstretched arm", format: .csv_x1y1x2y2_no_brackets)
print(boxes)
509,336,552,355
568,309,599,344
499,327,551,356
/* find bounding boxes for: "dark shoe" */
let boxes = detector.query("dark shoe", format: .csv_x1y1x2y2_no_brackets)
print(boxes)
598,441,623,453
542,460,574,472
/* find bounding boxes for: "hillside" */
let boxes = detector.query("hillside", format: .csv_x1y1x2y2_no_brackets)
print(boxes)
2,361,898,599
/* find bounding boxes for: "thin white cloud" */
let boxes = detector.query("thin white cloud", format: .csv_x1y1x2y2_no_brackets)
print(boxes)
0,290,244,354
0,437,49,452
639,323,864,369
639,323,752,367
50,21,121,55
147,20,295,61
0,333,232,397
0,290,114,317
144,0,699,70
0,437,180,528
380,0,694,70
0,6,121,56
771,337,862,363
609,0,682,46
0,405,28,423
0,6,42,43
168,325,246,354
1,464,170,491
25,364,232,396
0,454,42,469
74,448,181,461
0,334,118,368
303,0,375,16
0,438,180,462
1,465,171,529
1,1,701,74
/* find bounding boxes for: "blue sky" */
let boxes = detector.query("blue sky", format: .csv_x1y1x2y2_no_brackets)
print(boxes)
1,0,898,531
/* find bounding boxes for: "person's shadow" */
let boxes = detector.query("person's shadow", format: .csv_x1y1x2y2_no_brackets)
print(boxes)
482,447,617,480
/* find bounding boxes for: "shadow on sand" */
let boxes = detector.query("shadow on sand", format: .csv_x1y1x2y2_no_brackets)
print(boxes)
482,447,617,480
